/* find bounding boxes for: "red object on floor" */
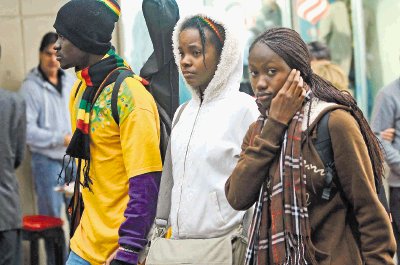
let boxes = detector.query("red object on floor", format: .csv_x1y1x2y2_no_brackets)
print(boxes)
23,215,64,231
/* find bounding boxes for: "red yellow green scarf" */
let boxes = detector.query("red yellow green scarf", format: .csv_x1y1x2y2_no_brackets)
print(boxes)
64,49,130,189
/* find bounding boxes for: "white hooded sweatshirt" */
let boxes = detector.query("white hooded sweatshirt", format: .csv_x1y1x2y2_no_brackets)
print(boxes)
169,12,259,239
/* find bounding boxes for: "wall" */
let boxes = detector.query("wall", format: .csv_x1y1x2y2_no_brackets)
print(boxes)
0,0,69,91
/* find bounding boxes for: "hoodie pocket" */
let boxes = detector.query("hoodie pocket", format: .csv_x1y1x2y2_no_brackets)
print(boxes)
210,191,227,227
211,190,238,227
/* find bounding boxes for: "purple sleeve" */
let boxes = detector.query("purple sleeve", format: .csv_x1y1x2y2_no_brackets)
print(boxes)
115,171,161,264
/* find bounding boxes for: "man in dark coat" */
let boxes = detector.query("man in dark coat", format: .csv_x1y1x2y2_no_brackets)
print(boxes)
0,44,27,265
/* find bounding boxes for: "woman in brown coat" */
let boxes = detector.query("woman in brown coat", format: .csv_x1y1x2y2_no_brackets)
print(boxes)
225,27,395,265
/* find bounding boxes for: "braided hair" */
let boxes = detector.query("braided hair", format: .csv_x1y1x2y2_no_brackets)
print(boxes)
250,27,384,185
180,16,226,66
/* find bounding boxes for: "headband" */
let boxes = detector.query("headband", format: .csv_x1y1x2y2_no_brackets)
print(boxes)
196,16,223,44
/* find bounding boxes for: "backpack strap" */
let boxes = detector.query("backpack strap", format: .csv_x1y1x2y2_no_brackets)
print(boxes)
172,103,188,129
157,103,173,163
314,111,390,216
314,112,336,200
111,69,134,125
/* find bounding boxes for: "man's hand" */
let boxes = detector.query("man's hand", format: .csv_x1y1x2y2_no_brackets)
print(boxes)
104,249,135,265
380,128,395,142
104,249,118,265
64,134,72,146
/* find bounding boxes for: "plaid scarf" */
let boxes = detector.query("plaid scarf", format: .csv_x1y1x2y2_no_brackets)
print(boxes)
246,93,313,265
61,49,130,189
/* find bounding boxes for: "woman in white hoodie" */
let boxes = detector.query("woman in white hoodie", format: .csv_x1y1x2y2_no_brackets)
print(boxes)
168,11,258,244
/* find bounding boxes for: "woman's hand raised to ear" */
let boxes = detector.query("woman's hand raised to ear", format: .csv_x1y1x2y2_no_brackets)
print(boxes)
269,69,306,125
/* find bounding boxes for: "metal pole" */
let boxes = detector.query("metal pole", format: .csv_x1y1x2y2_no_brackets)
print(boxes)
351,0,368,116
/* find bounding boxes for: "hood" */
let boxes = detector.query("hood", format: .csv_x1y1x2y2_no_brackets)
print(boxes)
172,10,243,104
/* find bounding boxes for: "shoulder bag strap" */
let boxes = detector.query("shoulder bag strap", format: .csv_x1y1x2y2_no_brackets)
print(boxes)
241,208,253,238
314,112,335,200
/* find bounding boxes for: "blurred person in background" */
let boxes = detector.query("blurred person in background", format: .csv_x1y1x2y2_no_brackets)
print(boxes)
371,75,400,265
317,0,352,77
20,31,75,265
308,40,351,95
241,0,282,97
249,0,282,38
0,44,27,265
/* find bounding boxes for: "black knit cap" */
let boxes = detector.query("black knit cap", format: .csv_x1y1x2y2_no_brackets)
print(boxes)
54,0,120,55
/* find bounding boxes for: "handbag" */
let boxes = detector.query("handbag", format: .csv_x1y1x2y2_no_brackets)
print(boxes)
145,103,252,265
146,224,248,265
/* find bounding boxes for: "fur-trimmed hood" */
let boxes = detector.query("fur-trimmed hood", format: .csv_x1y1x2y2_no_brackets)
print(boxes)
172,10,243,104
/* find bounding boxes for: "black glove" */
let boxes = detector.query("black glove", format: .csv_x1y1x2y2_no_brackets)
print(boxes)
110,259,135,265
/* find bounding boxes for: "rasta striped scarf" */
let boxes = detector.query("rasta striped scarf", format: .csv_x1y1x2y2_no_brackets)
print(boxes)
61,49,131,190
246,93,314,265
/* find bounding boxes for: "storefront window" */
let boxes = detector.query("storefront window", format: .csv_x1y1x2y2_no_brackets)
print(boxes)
120,0,282,99
292,0,353,90
290,0,400,117
120,0,400,114
241,0,283,95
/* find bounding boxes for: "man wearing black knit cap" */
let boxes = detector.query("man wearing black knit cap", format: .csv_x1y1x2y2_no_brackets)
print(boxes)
53,1,162,265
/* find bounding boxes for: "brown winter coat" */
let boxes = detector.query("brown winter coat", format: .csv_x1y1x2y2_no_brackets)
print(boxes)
225,106,395,265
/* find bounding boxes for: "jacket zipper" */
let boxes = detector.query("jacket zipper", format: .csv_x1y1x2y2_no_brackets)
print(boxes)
176,102,202,237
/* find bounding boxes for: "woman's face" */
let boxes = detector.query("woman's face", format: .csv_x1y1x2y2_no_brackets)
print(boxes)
248,42,292,110
178,27,219,93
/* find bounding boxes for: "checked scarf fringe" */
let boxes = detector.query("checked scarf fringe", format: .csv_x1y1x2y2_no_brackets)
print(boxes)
245,93,313,265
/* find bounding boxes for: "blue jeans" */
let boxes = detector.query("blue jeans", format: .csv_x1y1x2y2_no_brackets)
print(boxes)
31,152,65,217
66,251,91,265
31,152,73,265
